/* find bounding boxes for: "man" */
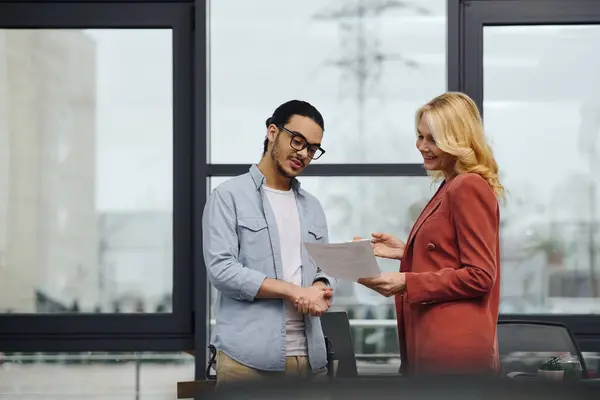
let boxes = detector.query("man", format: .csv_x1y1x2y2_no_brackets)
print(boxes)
202,100,336,385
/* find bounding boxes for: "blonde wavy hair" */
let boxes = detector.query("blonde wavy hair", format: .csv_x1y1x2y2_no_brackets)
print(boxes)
415,91,505,199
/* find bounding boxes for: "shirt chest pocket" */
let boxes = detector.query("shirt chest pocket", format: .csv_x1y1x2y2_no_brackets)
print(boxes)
238,217,272,261
307,224,326,242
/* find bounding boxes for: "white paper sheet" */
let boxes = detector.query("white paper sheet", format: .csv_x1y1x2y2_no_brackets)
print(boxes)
304,240,381,281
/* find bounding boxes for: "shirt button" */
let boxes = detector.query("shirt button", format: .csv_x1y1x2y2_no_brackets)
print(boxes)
427,243,436,251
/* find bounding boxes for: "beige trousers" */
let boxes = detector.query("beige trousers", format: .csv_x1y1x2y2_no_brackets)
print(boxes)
216,350,328,387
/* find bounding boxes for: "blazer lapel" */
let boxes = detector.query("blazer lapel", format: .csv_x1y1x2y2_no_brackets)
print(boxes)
406,197,442,248
405,181,449,248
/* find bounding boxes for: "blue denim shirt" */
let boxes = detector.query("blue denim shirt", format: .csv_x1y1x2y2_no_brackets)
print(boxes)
202,164,336,372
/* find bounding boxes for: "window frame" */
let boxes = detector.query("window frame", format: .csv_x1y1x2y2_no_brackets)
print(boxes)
208,164,427,177
449,0,600,351
0,0,200,366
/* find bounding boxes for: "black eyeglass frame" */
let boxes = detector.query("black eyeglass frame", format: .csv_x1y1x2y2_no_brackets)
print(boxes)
277,124,326,160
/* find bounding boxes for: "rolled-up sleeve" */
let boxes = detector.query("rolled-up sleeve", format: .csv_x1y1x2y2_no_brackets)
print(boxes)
312,207,337,291
202,189,267,301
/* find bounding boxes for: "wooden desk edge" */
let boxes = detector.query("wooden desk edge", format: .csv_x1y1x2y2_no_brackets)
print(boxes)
177,380,216,399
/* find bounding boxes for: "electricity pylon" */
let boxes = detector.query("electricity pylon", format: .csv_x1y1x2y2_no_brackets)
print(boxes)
313,0,429,161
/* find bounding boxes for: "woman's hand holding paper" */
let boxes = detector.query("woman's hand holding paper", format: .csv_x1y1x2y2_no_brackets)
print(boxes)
353,232,406,260
357,272,407,297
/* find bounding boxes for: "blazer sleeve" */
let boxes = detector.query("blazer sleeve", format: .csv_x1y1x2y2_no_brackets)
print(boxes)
404,174,499,304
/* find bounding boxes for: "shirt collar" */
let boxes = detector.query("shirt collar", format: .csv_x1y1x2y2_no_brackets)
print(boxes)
249,164,302,192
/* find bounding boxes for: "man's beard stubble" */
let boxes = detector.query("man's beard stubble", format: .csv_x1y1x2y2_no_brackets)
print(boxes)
271,134,296,179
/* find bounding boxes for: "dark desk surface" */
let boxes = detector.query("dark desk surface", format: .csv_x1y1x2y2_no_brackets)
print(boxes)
188,375,600,400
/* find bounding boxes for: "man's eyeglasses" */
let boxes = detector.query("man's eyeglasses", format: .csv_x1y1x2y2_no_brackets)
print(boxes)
277,125,326,160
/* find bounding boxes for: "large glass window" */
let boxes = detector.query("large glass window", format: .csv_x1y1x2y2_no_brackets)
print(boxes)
206,0,448,374
484,25,600,314
208,0,447,164
0,29,173,314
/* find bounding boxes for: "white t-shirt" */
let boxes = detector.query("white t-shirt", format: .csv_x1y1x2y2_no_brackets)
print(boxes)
264,186,307,356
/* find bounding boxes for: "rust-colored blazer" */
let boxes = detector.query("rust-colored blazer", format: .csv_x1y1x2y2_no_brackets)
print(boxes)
396,173,501,376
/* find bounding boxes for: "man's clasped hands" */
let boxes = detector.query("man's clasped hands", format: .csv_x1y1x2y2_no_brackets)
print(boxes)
292,281,332,317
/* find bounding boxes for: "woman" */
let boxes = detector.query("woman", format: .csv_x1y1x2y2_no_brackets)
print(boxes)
357,92,504,376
